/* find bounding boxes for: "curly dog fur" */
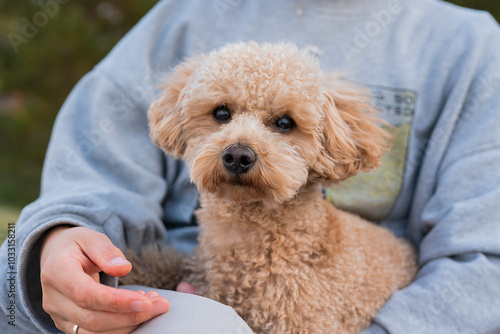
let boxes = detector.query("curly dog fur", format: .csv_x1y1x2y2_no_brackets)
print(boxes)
121,42,417,334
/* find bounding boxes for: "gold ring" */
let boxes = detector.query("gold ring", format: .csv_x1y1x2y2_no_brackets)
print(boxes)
72,324,79,334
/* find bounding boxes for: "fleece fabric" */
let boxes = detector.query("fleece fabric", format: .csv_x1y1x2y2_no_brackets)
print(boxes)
1,0,500,333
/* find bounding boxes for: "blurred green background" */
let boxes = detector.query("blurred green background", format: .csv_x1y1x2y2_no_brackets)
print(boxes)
0,1,499,242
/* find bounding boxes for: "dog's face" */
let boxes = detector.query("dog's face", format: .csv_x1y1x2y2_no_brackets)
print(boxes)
149,42,389,204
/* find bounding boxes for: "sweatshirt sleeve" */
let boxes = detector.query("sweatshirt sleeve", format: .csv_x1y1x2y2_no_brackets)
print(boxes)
0,69,171,333
362,15,500,334
0,1,198,331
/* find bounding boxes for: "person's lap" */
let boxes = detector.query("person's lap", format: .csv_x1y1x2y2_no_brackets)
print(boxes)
122,285,253,334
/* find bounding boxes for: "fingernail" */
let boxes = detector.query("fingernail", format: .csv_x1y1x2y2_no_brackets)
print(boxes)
147,291,160,297
110,257,131,266
131,300,151,312
152,299,170,314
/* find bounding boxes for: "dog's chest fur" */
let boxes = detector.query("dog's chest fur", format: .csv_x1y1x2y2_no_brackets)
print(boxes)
183,185,415,334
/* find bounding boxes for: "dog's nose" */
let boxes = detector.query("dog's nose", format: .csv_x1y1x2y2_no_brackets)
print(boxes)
222,145,256,176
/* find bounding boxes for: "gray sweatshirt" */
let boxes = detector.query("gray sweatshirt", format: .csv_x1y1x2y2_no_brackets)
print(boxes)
1,0,500,333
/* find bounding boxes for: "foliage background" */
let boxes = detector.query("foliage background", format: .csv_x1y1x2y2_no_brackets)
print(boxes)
0,1,499,241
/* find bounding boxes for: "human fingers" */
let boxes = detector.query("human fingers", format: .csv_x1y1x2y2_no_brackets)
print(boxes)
41,226,131,278
44,256,162,313
176,282,197,294
69,227,133,278
40,227,165,314
55,317,139,334
48,293,169,334
57,317,139,334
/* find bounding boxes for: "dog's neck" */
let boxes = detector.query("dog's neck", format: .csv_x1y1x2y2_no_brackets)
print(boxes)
195,183,331,253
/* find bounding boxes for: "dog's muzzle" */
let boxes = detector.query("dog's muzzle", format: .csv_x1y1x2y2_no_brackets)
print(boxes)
222,144,256,176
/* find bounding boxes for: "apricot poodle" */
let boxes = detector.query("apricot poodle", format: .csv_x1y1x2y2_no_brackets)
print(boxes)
121,42,417,334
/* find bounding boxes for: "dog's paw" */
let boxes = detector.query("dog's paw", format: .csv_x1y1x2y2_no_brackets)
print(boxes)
119,244,190,290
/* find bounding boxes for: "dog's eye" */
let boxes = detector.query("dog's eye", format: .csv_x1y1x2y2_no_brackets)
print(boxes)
274,115,296,132
212,105,231,123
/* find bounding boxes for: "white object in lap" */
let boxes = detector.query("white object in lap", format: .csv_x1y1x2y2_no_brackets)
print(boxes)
122,285,254,334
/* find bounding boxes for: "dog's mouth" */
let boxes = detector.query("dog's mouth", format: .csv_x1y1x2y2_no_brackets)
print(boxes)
228,179,247,187
225,176,256,188
211,174,271,203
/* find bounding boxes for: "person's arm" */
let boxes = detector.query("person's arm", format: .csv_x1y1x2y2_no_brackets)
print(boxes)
362,17,500,334
3,66,171,333
363,151,500,334
39,225,170,334
0,1,201,332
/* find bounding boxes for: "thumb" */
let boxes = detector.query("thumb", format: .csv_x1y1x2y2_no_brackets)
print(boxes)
76,228,133,277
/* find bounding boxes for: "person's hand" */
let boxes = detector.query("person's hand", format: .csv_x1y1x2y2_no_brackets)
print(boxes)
40,226,169,334
176,282,197,294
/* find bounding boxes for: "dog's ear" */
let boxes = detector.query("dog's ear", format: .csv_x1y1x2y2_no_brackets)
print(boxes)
312,77,391,182
148,56,204,159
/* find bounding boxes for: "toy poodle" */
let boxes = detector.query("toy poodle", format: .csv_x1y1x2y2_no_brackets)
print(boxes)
121,42,417,334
